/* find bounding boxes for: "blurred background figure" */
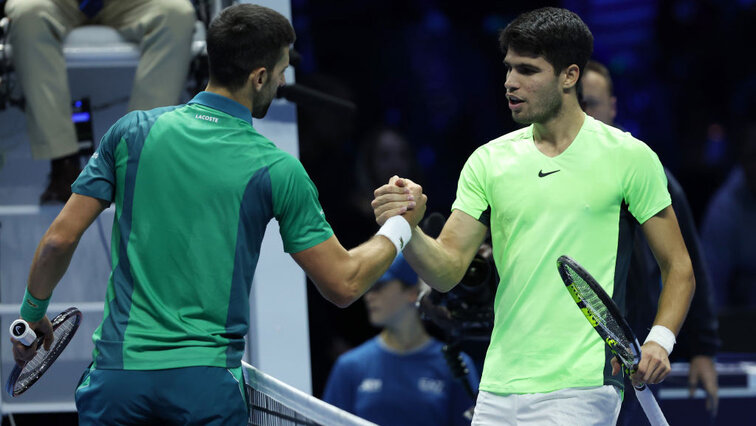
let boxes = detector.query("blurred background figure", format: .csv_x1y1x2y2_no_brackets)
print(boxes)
349,126,423,242
307,125,425,396
581,59,721,422
701,122,756,312
323,253,479,426
4,0,196,203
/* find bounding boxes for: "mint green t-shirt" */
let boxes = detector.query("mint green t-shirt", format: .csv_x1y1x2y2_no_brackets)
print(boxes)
73,92,333,370
452,114,670,394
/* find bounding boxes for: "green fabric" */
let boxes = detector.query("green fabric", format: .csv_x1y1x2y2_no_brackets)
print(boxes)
74,92,332,370
452,114,670,394
20,288,51,322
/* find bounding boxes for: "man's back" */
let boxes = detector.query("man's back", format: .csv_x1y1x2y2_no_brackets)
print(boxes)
73,92,333,370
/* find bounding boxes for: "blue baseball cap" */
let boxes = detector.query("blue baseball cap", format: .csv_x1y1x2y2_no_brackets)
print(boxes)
376,253,418,287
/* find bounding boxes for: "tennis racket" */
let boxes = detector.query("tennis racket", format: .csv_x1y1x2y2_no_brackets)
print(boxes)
6,307,82,397
556,255,669,426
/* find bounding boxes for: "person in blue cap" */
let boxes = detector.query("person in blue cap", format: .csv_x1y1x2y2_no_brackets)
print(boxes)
323,253,480,426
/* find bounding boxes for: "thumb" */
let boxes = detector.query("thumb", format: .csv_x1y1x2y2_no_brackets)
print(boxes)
389,175,406,187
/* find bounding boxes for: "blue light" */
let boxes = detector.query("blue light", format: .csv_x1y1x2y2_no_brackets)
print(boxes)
72,112,91,123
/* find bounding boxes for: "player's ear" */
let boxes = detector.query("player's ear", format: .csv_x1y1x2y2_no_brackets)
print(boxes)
562,64,580,91
247,67,268,91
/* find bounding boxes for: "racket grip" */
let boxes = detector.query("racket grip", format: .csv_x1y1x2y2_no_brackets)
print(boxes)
9,319,37,347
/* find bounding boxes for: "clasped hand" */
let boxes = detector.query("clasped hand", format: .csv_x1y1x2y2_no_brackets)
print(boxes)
372,176,427,227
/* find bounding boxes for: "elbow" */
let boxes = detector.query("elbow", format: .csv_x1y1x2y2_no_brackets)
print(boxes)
41,232,78,256
331,295,356,309
321,279,361,309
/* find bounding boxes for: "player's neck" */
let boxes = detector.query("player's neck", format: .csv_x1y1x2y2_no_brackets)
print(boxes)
381,317,430,353
532,98,585,157
204,83,253,113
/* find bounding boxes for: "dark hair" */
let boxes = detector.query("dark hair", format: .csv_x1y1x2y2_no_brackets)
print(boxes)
499,7,593,81
207,4,296,91
585,60,614,95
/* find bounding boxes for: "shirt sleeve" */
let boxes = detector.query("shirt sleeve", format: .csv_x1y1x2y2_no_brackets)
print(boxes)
451,147,490,224
268,154,334,253
621,138,671,224
71,114,131,201
322,357,355,413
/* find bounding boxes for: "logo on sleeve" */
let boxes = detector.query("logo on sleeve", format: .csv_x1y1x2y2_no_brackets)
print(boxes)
538,169,560,177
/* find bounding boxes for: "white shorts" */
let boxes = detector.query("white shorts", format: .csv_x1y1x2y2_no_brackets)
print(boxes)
472,385,622,426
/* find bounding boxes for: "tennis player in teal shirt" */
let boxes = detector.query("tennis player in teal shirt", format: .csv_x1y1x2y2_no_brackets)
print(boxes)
10,4,426,425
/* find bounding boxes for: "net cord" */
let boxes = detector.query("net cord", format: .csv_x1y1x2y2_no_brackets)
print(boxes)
242,361,377,426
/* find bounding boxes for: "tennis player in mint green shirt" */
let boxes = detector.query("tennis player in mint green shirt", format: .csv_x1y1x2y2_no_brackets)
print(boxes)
373,7,694,425
10,5,425,425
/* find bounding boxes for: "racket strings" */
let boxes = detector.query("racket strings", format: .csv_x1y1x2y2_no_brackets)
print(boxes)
566,268,635,363
14,315,78,393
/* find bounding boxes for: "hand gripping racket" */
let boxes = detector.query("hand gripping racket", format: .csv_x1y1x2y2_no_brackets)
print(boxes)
6,307,82,397
556,255,669,426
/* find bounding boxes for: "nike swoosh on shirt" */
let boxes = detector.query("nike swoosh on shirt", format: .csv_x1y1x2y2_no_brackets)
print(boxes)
538,169,560,177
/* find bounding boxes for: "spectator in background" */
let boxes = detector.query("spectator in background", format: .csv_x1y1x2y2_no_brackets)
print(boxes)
348,127,423,242
581,59,720,419
324,253,479,426
701,122,756,310
4,0,196,203
306,125,422,396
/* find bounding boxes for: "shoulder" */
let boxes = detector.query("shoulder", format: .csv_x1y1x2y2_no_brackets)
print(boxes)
464,126,531,169
478,126,531,153
108,105,183,141
590,117,652,151
584,118,660,166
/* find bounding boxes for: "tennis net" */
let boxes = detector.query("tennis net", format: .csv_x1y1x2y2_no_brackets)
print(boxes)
242,361,376,426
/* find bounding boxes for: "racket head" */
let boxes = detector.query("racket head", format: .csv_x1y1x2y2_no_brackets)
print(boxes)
6,307,83,397
556,255,641,374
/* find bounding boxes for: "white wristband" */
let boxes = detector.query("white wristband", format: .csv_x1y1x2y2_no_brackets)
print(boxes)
376,216,412,256
644,325,676,356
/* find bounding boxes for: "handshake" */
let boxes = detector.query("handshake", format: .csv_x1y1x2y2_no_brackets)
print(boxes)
371,176,428,229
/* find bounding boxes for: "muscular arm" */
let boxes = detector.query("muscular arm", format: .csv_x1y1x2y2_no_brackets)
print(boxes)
401,209,488,293
12,194,108,363
292,178,427,308
642,205,695,335
27,194,109,299
291,235,397,308
633,205,695,384
372,178,488,292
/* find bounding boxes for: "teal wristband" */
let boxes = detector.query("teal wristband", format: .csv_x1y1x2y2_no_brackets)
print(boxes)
19,288,50,323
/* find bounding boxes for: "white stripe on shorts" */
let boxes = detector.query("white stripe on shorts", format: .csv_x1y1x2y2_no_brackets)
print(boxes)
472,385,622,426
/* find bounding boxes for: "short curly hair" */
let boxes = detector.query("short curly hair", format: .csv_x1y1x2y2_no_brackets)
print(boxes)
499,7,593,81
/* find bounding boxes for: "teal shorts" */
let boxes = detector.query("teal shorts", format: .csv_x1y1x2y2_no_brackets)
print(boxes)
75,364,247,425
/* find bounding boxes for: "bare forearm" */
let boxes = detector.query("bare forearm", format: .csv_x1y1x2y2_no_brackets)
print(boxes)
339,237,397,304
27,231,80,299
653,258,696,334
403,228,471,292
294,235,397,308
